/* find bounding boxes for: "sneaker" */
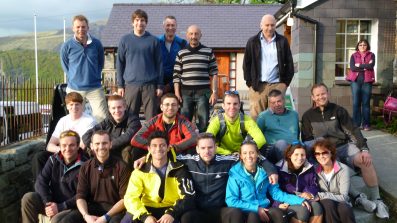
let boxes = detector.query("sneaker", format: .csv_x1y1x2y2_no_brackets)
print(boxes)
355,193,376,212
363,125,371,131
375,200,389,219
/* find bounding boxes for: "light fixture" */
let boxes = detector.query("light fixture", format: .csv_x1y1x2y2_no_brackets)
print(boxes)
287,13,294,27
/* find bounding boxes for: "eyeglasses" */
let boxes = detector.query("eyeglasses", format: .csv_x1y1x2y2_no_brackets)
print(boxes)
314,151,330,157
225,90,239,95
162,103,178,107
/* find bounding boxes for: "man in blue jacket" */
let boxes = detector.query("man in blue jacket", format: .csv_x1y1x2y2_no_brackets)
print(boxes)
21,130,88,223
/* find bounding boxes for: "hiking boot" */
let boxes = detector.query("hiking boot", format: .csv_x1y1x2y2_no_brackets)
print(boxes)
375,200,389,219
355,193,376,213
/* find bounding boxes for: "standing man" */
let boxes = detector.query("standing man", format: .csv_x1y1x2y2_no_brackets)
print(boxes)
158,16,187,93
243,14,294,120
256,89,299,163
60,15,107,123
76,130,131,223
174,25,218,132
117,9,163,121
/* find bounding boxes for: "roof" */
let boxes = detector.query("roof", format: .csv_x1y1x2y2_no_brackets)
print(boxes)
102,3,282,49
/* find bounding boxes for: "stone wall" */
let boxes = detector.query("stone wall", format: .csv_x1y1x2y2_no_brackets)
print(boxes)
0,138,45,222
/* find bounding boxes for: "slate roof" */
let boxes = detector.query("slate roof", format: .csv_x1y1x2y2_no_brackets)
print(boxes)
102,3,282,49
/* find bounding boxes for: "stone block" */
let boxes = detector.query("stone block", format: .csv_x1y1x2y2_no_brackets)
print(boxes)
0,201,19,223
0,186,17,208
0,153,15,173
7,164,33,197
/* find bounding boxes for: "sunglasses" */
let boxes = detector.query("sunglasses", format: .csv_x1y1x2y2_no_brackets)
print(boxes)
314,151,330,157
60,130,79,139
225,90,239,95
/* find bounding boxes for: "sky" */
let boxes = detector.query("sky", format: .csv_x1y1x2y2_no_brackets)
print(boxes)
0,0,154,37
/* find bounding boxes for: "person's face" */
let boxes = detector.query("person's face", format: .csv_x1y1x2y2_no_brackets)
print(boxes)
268,95,285,114
132,17,147,33
108,100,126,123
72,19,88,41
91,134,112,161
160,97,179,119
67,101,83,116
358,42,368,53
240,144,258,169
163,18,177,37
186,26,202,47
196,138,216,164
289,148,306,169
60,136,79,164
222,95,241,120
148,137,169,161
311,86,329,108
314,146,332,166
260,15,276,38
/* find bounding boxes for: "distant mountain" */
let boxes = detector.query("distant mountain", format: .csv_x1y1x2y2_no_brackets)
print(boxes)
0,20,107,52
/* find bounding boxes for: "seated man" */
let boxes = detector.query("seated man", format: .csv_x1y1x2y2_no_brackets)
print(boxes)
130,93,198,161
123,131,196,223
21,130,88,223
32,92,96,178
206,91,266,155
257,89,300,163
301,83,389,219
82,95,141,165
76,130,131,223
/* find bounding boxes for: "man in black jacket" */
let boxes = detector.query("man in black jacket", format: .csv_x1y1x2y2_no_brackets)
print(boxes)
82,95,141,165
243,14,294,120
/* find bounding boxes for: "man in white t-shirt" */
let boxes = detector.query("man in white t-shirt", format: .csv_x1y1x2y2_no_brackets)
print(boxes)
32,92,96,178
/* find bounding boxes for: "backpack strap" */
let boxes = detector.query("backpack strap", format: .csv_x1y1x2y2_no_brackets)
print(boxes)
216,112,226,146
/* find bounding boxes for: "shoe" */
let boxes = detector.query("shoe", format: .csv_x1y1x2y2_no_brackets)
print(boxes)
355,193,376,213
363,125,371,131
375,199,389,219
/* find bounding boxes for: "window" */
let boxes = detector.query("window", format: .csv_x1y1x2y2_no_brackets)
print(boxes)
335,20,372,80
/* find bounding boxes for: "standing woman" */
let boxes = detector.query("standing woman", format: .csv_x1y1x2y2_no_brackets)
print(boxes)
226,141,310,223
313,139,356,223
346,39,375,130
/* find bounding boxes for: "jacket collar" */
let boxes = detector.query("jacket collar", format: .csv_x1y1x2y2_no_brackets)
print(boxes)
277,159,313,175
315,161,342,174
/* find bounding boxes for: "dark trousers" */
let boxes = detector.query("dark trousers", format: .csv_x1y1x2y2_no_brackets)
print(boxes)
319,199,356,223
121,207,178,223
180,207,243,223
180,88,210,132
125,84,159,121
31,150,52,179
243,208,285,223
74,202,124,223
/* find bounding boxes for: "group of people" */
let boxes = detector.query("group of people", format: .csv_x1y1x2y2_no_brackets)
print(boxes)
21,8,387,223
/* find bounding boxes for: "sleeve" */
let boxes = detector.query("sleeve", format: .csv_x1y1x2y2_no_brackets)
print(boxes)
76,163,89,200
112,115,141,151
337,106,368,149
82,123,102,148
124,170,149,220
256,113,266,134
245,116,266,148
60,42,69,74
173,118,198,152
301,112,314,142
97,40,104,71
130,117,156,150
51,117,65,139
258,157,277,176
302,169,319,196
268,183,304,206
206,116,229,154
243,40,252,87
318,167,351,203
118,162,132,198
283,39,294,86
116,37,126,88
154,39,164,88
173,52,182,84
225,175,259,212
361,53,375,69
208,50,218,76
34,157,55,204
350,54,363,72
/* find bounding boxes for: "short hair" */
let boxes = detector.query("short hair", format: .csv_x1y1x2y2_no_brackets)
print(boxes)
268,89,283,98
163,15,176,24
59,130,80,145
161,93,179,104
147,131,169,146
65,92,83,104
73,15,88,25
132,9,148,23
223,91,241,103
312,139,337,162
284,144,306,171
355,39,371,51
108,94,126,105
311,83,328,95
197,132,215,145
91,130,111,143
240,139,259,153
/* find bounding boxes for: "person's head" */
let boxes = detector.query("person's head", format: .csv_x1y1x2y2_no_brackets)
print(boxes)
160,93,180,119
147,131,170,162
260,14,276,39
268,89,285,114
356,39,370,52
59,130,80,164
131,9,148,34
284,142,307,171
313,139,337,166
240,140,259,170
186,25,202,47
107,95,127,123
222,91,241,120
65,92,84,116
311,83,329,108
90,130,112,162
196,133,216,164
163,15,177,38
72,15,89,41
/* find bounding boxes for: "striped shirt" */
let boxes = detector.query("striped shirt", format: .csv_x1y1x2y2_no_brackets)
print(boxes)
173,44,218,90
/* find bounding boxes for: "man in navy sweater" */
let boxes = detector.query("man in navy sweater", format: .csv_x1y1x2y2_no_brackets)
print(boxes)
117,9,163,121
60,15,107,123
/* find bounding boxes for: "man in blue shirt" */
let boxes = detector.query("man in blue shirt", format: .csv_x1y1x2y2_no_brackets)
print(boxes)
60,15,107,123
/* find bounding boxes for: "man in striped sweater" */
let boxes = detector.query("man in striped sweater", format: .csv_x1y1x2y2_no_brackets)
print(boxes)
173,25,218,132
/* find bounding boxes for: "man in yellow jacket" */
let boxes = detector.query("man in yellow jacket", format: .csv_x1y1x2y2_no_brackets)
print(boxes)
123,131,196,223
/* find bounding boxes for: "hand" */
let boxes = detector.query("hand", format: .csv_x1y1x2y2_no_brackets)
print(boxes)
209,93,218,106
44,202,58,217
278,203,289,210
175,93,183,103
299,192,314,200
268,174,278,185
157,213,174,223
355,63,360,67
84,214,98,223
118,88,125,97
302,201,312,212
258,207,270,223
156,88,163,97
94,216,107,223
360,151,372,167
134,156,147,169
144,216,157,223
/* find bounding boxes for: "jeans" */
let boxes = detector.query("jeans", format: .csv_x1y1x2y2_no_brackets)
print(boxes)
181,89,210,132
351,74,372,127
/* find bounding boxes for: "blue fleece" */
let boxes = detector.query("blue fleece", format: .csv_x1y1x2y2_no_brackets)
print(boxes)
60,37,104,90
117,31,163,88
158,34,187,80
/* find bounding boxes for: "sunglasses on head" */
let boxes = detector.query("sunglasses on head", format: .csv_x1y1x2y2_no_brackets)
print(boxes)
225,90,239,95
60,131,78,138
291,140,304,147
